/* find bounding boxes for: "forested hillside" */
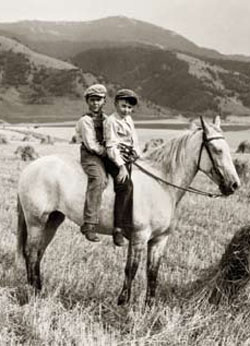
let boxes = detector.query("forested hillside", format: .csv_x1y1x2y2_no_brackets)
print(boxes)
72,46,250,116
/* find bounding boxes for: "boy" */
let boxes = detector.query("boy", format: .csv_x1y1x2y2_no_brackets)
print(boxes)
104,89,141,246
75,84,107,242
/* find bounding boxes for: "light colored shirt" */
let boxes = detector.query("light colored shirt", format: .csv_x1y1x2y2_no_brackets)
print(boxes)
104,112,141,167
75,113,107,156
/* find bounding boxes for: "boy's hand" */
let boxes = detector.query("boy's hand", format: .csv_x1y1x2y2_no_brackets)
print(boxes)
101,148,107,157
116,165,129,183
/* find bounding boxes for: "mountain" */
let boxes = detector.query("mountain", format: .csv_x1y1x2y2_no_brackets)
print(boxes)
71,45,250,117
0,35,76,70
0,35,83,122
0,36,166,123
0,16,249,62
1,17,250,123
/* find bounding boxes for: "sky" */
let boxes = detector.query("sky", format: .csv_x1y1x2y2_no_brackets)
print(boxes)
0,0,250,56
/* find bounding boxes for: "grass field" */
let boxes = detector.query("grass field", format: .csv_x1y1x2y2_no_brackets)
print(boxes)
1,126,250,345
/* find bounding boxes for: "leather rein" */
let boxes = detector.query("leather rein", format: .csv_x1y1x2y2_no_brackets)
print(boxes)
133,131,225,198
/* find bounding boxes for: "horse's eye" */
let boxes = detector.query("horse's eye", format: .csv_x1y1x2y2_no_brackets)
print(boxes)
213,147,223,155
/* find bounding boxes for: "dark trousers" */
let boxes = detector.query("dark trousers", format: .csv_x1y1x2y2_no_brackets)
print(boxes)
80,146,107,225
105,159,134,230
81,145,133,229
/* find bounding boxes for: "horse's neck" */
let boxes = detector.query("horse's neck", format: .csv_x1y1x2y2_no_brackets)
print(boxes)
162,130,202,203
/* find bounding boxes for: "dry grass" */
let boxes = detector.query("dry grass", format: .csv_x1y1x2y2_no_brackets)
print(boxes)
1,129,250,345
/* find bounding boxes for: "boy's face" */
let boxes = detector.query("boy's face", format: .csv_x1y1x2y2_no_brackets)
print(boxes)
86,95,105,113
115,99,134,118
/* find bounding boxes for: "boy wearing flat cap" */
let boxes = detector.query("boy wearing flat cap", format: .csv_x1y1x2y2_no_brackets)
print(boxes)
104,89,141,246
75,84,108,242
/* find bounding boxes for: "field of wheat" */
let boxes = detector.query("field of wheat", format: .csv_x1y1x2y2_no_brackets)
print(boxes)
1,126,250,345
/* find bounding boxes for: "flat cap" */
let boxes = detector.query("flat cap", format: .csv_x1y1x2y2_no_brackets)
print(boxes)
115,89,138,105
84,84,107,98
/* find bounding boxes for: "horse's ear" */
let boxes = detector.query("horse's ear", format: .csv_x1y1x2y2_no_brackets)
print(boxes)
213,115,221,129
200,116,209,133
189,120,198,131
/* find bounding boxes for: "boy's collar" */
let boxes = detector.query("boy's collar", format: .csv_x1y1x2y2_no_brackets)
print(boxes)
86,111,104,117
113,112,130,121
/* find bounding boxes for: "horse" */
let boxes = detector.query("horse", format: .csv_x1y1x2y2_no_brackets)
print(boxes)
16,116,240,305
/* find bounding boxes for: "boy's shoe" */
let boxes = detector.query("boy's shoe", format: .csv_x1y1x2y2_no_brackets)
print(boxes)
80,223,100,242
113,227,126,247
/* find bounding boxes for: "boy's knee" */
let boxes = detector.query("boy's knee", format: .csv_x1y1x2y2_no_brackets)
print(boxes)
115,178,133,193
89,173,107,189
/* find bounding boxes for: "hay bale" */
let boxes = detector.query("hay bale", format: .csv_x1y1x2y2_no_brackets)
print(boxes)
22,134,32,142
40,135,54,145
0,134,8,144
142,138,165,154
236,140,250,153
14,145,39,161
69,134,77,144
208,226,250,304
233,157,250,183
188,226,250,306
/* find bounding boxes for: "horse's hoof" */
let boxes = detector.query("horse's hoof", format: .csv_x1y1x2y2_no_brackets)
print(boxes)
117,296,125,306
117,292,128,306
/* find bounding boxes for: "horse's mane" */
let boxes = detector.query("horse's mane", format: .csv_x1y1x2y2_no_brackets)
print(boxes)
142,123,223,176
142,129,200,175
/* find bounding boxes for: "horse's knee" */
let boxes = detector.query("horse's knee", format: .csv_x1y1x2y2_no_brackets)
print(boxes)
15,252,27,284
25,250,42,290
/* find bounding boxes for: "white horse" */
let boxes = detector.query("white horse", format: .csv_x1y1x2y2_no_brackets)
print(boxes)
16,116,240,304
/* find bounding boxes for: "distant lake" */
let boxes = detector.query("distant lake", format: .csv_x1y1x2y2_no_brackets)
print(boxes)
28,121,250,132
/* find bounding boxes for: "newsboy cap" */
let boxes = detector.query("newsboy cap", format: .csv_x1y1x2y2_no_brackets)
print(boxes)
84,84,107,98
115,89,138,106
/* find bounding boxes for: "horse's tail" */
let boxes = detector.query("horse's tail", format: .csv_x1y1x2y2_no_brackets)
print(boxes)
15,195,27,273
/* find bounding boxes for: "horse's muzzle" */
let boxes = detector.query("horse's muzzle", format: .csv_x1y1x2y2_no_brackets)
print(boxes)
219,180,240,196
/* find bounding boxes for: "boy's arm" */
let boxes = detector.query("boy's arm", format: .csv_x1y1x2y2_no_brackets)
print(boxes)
128,116,141,157
104,119,125,167
79,117,105,156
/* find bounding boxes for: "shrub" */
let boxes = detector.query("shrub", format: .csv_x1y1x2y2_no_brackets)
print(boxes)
14,145,39,161
236,140,250,154
233,157,250,184
40,135,54,145
0,134,8,144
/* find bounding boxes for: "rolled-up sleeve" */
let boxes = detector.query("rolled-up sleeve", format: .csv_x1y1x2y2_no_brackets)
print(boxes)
79,117,105,155
75,120,82,143
104,118,125,167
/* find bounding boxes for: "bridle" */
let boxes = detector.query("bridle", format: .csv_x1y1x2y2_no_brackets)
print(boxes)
133,129,225,198
197,130,225,177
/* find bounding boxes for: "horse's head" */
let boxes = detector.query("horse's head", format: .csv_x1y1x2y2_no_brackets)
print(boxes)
197,116,240,196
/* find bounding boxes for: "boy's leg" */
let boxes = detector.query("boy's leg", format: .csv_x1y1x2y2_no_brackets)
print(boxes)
81,147,107,242
113,171,133,229
105,159,133,246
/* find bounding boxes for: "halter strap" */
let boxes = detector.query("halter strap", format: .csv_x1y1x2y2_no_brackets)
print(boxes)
197,132,225,173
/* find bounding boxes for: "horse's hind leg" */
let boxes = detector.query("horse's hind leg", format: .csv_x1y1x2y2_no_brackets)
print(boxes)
25,211,65,291
118,238,146,305
25,223,45,291
146,234,168,306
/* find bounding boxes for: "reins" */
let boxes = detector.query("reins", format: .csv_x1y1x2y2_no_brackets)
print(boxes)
133,131,225,199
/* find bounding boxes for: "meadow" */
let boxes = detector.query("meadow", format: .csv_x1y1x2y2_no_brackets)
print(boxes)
1,124,250,345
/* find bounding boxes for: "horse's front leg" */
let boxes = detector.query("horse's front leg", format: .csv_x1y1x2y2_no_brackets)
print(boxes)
146,234,168,306
118,238,147,305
